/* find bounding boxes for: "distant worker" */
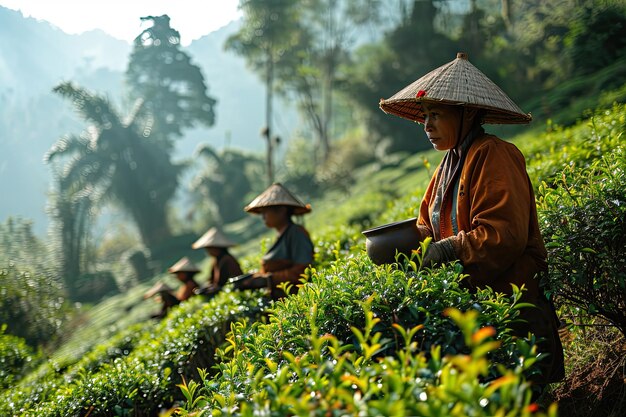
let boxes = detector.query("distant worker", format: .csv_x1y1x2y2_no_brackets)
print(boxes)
192,227,243,294
144,257,200,319
240,183,315,300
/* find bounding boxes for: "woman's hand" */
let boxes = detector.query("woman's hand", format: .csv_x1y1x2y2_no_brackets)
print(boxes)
422,237,457,268
236,273,271,290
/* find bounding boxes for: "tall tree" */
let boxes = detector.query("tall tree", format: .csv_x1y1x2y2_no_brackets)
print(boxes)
126,15,217,150
45,83,181,252
226,0,301,184
279,0,376,162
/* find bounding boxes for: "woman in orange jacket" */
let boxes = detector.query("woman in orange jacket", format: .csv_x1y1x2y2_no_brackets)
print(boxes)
379,52,564,387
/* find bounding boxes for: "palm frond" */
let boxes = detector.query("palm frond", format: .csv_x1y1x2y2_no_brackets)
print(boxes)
44,134,91,163
195,143,220,161
53,82,123,130
59,153,113,195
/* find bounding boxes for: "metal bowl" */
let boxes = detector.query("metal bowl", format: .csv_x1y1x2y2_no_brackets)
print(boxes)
362,217,421,265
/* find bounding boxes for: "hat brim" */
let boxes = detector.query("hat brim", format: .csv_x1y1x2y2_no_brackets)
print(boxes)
245,203,312,215
191,228,237,249
379,97,532,125
379,52,532,125
191,242,235,249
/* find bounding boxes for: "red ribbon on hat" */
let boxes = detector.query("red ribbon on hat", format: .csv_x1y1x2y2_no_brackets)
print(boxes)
416,90,426,98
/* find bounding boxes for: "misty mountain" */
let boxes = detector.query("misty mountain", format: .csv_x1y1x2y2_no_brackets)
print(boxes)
0,6,296,235
0,7,130,100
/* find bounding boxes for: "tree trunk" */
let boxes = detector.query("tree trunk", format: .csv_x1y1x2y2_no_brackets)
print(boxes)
265,52,275,185
132,202,172,254
56,195,91,300
501,0,511,29
320,5,336,163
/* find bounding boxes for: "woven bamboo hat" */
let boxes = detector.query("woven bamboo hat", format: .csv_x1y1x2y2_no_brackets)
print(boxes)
191,227,236,249
167,257,200,273
244,183,312,215
143,281,173,299
379,52,531,125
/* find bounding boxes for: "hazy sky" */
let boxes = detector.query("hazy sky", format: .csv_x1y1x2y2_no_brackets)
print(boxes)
0,0,242,45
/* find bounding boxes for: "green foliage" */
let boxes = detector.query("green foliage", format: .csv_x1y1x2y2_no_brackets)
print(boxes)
344,0,626,149
0,290,268,417
172,82,626,417
274,0,364,160
0,325,36,391
0,218,65,394
0,218,66,347
523,103,626,187
230,0,383,161
0,322,146,417
280,137,322,198
521,58,626,127
10,49,626,416
175,258,552,415
70,271,119,303
225,0,301,76
0,217,47,267
538,145,626,335
564,2,626,76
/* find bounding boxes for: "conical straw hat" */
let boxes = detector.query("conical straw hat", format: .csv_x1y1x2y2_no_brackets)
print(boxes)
191,227,236,249
143,281,173,299
379,52,531,125
167,257,200,273
244,183,312,215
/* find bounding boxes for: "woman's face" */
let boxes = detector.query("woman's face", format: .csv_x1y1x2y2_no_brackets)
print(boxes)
260,206,288,229
175,271,191,282
422,104,462,151
205,247,222,257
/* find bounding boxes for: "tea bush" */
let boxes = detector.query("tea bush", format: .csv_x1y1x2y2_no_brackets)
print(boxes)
538,146,626,335
524,103,626,187
0,321,153,416
175,251,551,416
0,289,268,417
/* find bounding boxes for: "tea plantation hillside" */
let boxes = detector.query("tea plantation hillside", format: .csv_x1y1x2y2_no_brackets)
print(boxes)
1,104,625,416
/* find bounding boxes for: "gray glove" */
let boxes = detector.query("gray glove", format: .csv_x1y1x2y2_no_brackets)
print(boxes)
421,237,457,268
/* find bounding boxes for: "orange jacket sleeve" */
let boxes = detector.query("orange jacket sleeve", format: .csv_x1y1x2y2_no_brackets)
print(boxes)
454,138,531,281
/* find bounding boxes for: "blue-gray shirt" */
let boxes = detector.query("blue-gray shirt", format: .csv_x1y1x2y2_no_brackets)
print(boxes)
263,223,314,265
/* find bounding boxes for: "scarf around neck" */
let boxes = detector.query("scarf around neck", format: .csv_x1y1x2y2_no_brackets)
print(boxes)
431,121,484,240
